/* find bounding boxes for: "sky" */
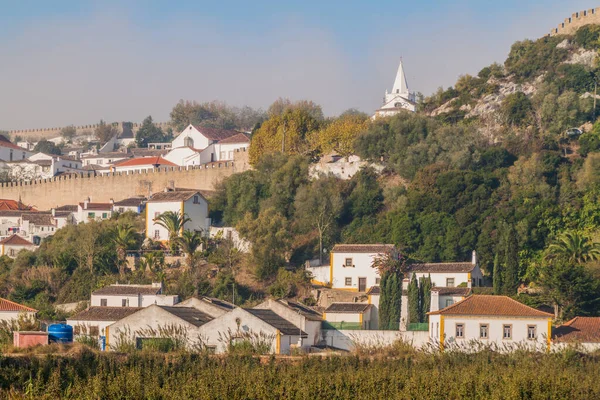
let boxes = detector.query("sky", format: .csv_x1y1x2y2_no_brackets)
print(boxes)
0,0,598,130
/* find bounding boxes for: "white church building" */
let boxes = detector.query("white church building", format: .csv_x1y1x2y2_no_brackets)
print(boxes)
373,60,417,118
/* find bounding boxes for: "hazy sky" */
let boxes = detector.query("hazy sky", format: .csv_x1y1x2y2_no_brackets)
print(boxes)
0,0,597,130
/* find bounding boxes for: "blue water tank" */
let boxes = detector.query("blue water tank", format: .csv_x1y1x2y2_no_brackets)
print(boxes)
48,323,73,343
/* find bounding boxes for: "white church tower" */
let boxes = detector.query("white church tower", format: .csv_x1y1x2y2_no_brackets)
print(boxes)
374,60,417,118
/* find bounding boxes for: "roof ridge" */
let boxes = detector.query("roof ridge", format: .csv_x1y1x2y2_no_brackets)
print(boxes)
0,297,37,312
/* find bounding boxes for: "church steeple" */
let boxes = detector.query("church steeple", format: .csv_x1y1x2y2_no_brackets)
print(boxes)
391,59,409,96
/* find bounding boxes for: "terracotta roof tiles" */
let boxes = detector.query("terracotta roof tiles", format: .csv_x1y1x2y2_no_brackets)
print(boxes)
0,235,35,246
554,317,600,343
332,244,395,254
409,262,475,273
325,303,373,313
191,125,241,141
92,284,161,296
69,307,142,321
0,297,37,313
428,295,553,317
148,191,203,203
113,156,177,168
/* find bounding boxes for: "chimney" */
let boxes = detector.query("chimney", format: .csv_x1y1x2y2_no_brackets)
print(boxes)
84,197,90,209
472,250,477,265
430,290,440,312
51,208,55,217
110,198,114,205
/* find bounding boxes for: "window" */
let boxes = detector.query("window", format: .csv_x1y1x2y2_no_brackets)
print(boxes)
122,299,128,307
193,195,200,204
455,323,464,339
527,325,537,340
88,212,95,218
184,136,194,147
445,299,454,307
446,278,455,287
9,150,13,161
480,324,489,339
220,151,226,159
119,207,124,213
503,324,512,340
102,213,108,219
22,152,26,160
345,258,353,267
9,249,15,257
375,278,381,285
154,230,160,239
345,277,352,286
100,299,107,307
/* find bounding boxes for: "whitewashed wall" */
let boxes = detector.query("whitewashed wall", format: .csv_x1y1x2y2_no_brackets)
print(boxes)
321,329,430,351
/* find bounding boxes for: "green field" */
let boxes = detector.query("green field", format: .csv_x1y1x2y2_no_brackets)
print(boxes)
0,347,598,399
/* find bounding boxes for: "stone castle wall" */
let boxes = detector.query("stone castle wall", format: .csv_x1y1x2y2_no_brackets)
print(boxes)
549,8,600,36
0,160,245,210
6,121,172,141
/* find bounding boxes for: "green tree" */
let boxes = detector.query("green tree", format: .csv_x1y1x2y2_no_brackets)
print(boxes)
153,211,191,253
502,225,520,295
135,116,170,148
294,177,343,263
60,125,77,142
419,275,432,322
94,120,119,144
176,230,203,270
33,140,61,155
500,92,533,127
493,253,502,295
377,272,390,330
372,252,406,330
112,224,138,277
545,231,600,264
408,274,419,324
237,208,290,280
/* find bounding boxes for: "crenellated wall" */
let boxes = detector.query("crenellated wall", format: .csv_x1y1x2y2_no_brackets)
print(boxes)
0,162,241,210
549,8,600,36
6,121,172,141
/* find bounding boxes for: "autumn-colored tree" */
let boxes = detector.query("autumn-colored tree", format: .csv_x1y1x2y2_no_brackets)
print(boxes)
94,120,119,144
249,108,321,164
309,114,369,157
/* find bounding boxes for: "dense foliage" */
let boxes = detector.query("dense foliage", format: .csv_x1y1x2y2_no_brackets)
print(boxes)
1,350,600,399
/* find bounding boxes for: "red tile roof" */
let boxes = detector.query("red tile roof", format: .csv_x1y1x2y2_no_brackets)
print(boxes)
332,244,395,253
409,262,476,273
554,317,600,343
428,295,553,318
192,125,241,141
0,234,35,246
0,297,37,313
78,202,113,210
0,199,36,211
218,133,250,144
114,156,177,168
0,136,30,152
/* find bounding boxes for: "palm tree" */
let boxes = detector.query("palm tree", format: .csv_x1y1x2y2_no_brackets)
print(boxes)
546,231,600,264
153,211,191,253
112,224,138,277
177,230,203,270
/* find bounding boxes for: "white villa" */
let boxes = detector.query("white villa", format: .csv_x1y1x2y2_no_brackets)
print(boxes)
0,297,37,322
145,189,210,242
90,283,178,307
373,60,417,118
428,295,553,350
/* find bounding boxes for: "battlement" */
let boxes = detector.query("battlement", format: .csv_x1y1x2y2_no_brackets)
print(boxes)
549,8,600,36
6,121,172,140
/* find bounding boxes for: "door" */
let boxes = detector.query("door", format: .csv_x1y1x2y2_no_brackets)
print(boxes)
358,277,367,292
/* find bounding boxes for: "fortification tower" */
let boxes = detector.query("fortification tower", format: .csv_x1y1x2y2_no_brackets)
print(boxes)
549,8,600,36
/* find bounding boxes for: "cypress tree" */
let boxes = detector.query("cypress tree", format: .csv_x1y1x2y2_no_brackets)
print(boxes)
503,225,520,294
420,275,432,322
408,274,420,324
417,277,425,322
388,272,402,330
493,253,502,295
378,272,389,330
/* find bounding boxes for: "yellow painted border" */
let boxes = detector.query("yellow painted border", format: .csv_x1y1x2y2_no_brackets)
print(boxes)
359,313,363,328
547,318,552,351
322,313,326,320
276,329,281,354
105,326,109,351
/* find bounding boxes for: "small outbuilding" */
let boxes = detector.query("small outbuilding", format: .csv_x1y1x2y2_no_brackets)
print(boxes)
553,317,600,352
13,331,48,348
324,303,373,330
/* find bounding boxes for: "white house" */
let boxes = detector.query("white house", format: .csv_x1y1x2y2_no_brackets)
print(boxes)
254,299,322,348
430,287,472,312
323,303,374,330
209,226,251,253
28,153,83,176
0,297,37,322
20,213,57,239
145,189,210,242
0,234,37,257
427,295,553,350
171,125,247,163
113,197,146,214
163,146,205,167
0,210,26,236
0,136,33,162
110,156,177,174
407,252,484,288
90,283,178,307
81,152,131,167
373,60,417,118
77,199,113,223
326,244,396,291
553,317,600,352
67,306,142,344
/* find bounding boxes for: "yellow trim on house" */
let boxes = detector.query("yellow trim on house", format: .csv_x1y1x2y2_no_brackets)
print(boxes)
311,279,329,287
322,313,326,320
547,318,552,351
440,315,445,351
359,312,363,327
368,295,371,305
276,329,281,354
467,272,471,284
105,326,109,350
